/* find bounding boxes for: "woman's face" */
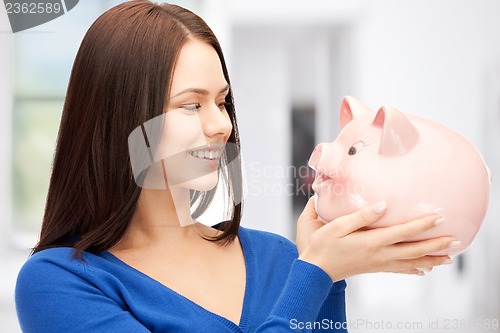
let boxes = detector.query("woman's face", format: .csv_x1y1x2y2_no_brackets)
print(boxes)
152,39,233,191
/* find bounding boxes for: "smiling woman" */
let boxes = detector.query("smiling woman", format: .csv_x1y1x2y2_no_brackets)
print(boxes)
15,1,457,333
30,0,243,256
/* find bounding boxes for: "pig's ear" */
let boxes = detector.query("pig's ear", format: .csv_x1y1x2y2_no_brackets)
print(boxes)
340,96,373,129
373,106,419,156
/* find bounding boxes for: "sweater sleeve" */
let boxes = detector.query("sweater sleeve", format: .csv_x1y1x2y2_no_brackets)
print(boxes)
254,259,347,333
313,280,348,332
15,255,151,333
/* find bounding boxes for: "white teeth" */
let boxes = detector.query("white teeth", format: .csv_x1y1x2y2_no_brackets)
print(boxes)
189,150,221,160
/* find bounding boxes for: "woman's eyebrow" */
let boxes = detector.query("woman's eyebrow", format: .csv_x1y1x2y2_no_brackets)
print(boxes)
170,84,230,99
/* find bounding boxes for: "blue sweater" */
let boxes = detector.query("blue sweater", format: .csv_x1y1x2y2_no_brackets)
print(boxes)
15,226,347,332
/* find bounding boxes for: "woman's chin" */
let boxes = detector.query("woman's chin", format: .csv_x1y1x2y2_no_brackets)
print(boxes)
178,171,219,191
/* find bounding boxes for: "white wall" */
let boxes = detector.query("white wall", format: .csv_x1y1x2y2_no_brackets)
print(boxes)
0,0,13,238
351,0,500,141
230,26,293,238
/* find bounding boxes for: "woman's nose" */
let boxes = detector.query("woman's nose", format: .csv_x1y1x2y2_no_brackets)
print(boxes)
203,104,232,139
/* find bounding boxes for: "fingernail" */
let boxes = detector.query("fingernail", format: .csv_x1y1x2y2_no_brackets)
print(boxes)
442,258,453,265
416,270,425,276
448,241,461,249
420,267,432,272
434,217,445,226
373,201,387,214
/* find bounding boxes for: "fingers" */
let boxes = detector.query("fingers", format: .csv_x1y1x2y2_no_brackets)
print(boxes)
417,267,433,273
331,201,387,237
389,269,426,276
387,236,459,259
372,214,444,245
390,255,453,272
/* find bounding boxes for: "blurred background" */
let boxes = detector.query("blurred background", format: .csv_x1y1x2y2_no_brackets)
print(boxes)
1,0,499,332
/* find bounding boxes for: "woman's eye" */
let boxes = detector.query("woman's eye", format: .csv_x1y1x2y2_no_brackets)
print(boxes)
348,141,365,156
182,104,202,112
217,101,230,111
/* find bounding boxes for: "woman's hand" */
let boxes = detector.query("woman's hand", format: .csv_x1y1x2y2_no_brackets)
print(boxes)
296,196,456,282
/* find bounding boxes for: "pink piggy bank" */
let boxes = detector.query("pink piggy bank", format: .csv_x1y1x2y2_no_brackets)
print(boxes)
309,96,491,256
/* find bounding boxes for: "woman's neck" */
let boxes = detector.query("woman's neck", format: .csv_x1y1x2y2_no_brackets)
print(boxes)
112,186,217,251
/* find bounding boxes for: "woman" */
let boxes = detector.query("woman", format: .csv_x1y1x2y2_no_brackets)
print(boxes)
15,1,456,332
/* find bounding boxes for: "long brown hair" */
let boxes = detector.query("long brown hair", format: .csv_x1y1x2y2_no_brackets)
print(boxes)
33,0,243,257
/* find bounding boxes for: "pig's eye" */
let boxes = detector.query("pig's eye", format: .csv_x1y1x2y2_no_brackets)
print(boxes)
348,141,365,156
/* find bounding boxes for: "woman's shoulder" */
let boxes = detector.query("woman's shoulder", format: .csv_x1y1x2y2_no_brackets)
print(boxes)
19,247,80,271
17,248,91,287
238,226,298,257
239,225,293,243
16,246,122,293
15,249,153,332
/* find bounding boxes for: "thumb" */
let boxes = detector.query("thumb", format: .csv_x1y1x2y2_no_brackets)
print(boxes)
298,196,318,222
328,200,387,237
296,196,324,254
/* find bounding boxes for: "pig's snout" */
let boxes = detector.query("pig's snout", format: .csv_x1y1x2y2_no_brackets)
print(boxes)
308,144,324,170
309,143,340,176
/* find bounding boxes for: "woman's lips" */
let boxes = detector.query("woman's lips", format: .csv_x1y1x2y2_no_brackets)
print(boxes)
187,142,225,159
187,143,225,170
